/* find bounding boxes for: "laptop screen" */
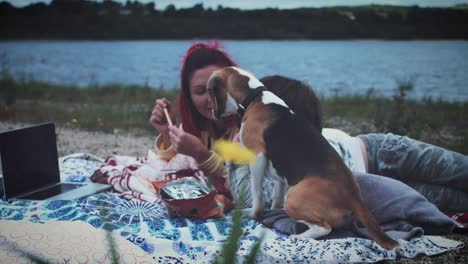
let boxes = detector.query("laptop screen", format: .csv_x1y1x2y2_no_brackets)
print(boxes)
0,123,60,199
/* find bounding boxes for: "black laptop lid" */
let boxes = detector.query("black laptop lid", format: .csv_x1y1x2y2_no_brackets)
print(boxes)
0,123,60,199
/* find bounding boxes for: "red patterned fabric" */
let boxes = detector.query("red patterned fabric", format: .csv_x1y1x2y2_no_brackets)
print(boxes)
446,212,468,228
92,150,206,203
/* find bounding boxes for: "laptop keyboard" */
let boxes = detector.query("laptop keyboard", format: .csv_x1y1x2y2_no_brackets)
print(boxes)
19,183,85,200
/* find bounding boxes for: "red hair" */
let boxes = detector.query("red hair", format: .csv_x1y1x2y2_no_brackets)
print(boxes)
179,41,238,138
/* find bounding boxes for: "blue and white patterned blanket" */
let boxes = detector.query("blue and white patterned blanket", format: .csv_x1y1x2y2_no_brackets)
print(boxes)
0,153,464,263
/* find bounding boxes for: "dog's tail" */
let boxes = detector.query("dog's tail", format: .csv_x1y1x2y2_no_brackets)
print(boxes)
351,199,400,250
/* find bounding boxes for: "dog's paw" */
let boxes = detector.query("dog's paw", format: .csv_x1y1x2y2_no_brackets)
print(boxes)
289,221,331,239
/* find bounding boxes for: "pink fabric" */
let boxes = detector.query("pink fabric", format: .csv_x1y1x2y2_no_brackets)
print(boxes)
94,150,206,203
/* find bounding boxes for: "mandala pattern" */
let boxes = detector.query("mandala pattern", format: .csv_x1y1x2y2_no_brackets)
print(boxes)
189,223,214,241
215,219,230,236
147,219,182,240
170,217,189,228
120,231,157,254
0,207,26,221
172,241,207,260
76,195,168,224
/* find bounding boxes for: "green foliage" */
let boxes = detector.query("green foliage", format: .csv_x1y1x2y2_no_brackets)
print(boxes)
243,233,265,264
323,80,468,154
0,70,16,106
378,78,417,136
214,182,264,264
213,206,244,264
101,206,120,264
0,70,178,132
0,75,178,105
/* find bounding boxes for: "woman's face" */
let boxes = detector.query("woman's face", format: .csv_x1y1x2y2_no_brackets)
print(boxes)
189,65,221,120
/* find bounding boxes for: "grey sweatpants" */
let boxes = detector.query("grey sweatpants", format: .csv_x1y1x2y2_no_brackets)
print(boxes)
358,133,468,212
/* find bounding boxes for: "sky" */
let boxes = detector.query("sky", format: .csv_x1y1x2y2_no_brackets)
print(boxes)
5,0,468,9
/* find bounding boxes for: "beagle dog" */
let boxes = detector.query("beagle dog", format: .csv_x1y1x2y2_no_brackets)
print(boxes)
206,66,399,250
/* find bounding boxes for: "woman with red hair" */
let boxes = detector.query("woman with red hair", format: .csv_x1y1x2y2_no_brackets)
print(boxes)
149,41,238,179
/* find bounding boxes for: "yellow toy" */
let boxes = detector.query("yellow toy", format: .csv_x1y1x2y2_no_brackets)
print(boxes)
213,140,255,165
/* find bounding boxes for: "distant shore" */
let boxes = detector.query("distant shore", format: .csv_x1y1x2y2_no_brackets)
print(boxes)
2,4,468,40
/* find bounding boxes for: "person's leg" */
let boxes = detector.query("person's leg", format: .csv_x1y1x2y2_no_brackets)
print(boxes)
404,181,468,212
358,133,468,212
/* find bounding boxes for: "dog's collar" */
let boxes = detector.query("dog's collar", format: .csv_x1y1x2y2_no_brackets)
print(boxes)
236,86,268,119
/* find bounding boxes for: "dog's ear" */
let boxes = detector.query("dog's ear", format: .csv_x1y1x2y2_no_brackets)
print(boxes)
207,74,227,102
207,73,228,119
225,71,251,105
208,75,224,92
230,72,250,90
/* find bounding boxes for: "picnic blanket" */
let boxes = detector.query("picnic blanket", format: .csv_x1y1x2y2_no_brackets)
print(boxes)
0,153,465,263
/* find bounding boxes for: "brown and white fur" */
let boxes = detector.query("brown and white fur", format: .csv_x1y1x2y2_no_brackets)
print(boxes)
206,66,399,250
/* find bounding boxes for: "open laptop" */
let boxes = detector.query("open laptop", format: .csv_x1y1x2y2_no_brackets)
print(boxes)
0,122,110,201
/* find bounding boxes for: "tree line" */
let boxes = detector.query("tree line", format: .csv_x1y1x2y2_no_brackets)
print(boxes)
1,0,468,40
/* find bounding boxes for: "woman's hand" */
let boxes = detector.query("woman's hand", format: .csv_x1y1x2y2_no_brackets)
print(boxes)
149,98,173,148
168,125,211,164
150,98,173,132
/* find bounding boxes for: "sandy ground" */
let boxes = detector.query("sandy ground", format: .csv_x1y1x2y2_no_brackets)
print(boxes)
0,121,155,158
0,121,466,263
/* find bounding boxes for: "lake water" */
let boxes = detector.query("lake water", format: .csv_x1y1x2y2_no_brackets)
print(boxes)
1,40,467,101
